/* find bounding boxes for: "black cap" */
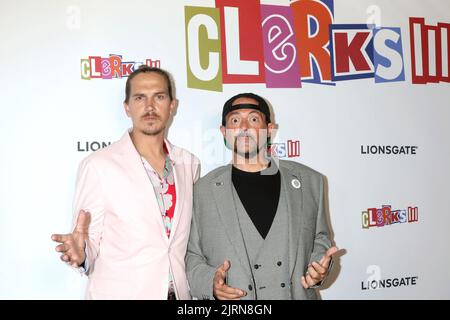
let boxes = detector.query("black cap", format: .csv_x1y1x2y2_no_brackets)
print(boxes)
222,93,271,126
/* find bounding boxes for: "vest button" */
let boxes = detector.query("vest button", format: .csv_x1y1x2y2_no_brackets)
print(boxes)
277,261,282,266
254,264,259,269
248,285,253,291
281,283,286,288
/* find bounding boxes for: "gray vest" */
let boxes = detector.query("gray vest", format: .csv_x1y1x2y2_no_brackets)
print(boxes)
231,181,291,300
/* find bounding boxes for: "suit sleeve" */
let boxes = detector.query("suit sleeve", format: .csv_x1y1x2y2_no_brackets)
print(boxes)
185,189,217,300
72,158,105,276
309,174,333,286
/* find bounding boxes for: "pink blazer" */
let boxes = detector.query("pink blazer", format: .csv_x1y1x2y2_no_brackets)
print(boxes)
72,131,200,299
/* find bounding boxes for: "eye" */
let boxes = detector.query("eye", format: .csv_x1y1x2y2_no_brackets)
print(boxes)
135,96,143,101
156,94,167,100
249,115,261,124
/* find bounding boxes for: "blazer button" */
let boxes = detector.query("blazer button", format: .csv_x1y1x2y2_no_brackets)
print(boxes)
254,264,259,270
281,283,286,288
277,261,282,266
248,284,253,291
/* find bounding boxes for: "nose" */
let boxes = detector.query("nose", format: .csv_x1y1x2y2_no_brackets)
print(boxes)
239,119,249,130
144,98,155,111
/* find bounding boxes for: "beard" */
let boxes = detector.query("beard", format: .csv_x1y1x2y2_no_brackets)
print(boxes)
232,134,261,159
141,127,165,136
234,145,260,159
140,112,165,136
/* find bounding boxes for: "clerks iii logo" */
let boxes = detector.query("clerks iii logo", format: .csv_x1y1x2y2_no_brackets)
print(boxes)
362,205,418,229
268,139,300,158
184,0,450,91
80,54,161,80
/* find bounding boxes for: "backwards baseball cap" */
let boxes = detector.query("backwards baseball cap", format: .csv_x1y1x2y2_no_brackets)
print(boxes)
222,93,271,126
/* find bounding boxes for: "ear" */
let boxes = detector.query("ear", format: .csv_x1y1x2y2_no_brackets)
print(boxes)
124,102,131,117
169,98,178,115
220,125,226,138
267,122,275,138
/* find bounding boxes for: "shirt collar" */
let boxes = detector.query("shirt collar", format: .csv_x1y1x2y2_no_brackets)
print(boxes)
163,141,176,166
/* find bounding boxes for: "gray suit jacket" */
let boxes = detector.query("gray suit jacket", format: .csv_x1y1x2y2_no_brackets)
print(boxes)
185,160,332,300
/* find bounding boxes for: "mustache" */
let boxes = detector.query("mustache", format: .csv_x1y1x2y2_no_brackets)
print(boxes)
234,132,257,144
141,112,160,119
235,131,256,139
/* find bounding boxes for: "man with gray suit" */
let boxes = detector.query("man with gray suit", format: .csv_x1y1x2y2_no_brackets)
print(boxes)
186,93,338,300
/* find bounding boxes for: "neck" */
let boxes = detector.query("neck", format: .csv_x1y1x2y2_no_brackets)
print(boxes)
129,128,165,160
232,151,269,172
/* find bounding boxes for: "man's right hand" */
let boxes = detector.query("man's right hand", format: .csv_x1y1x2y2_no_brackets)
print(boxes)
51,210,91,268
213,260,247,300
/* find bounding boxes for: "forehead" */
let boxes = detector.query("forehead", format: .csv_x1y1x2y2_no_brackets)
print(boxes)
130,72,168,92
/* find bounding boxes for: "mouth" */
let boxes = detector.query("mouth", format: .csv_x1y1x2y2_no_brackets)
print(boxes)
142,114,159,121
236,136,255,143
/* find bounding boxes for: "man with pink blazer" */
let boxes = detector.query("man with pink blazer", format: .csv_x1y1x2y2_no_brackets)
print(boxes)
52,66,200,300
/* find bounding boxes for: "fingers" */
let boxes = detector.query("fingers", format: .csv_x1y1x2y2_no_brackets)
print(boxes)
214,268,226,286
219,260,230,273
216,284,246,296
60,253,80,268
51,234,69,243
301,275,309,289
327,246,339,257
311,261,327,276
74,210,91,233
214,260,230,285
60,249,84,267
67,247,85,266
306,263,321,281
55,244,70,253
213,260,246,300
53,234,74,252
301,246,340,289
215,290,246,300
301,261,327,289
319,246,339,266
53,233,84,266
214,283,246,300
302,272,318,288
214,274,225,286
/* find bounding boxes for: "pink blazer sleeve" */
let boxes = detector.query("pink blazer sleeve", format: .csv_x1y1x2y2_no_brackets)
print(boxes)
72,158,105,275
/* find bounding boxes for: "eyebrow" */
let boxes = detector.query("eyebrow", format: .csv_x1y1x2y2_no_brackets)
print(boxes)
248,111,263,117
227,110,263,117
132,91,168,97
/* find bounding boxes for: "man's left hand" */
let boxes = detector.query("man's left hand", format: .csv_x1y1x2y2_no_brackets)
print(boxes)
301,246,339,289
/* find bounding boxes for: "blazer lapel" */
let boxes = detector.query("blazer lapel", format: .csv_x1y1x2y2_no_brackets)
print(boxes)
211,165,253,279
166,141,185,245
117,131,168,241
279,162,304,278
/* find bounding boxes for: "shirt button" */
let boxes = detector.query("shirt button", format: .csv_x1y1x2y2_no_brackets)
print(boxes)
254,264,259,269
277,261,282,266
281,283,286,288
248,285,253,291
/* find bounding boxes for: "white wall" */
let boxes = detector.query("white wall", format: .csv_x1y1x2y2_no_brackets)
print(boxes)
0,0,449,299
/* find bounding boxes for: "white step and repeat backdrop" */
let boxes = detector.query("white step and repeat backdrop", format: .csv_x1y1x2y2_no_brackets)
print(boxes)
1,0,449,299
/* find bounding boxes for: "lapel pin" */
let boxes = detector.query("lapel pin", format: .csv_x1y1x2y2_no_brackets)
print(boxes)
215,182,224,186
291,178,301,189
